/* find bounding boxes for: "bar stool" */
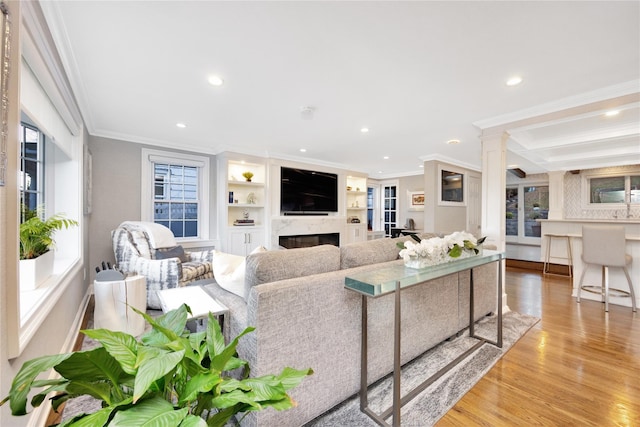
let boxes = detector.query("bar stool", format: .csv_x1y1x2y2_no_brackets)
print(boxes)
577,225,636,312
543,233,573,277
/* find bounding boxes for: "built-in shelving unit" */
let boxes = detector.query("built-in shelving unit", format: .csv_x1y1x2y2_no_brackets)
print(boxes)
218,154,268,255
346,175,368,243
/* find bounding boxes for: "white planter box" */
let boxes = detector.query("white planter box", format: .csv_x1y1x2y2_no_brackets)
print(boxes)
19,250,54,290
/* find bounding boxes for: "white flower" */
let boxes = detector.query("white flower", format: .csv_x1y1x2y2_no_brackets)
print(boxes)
399,231,482,264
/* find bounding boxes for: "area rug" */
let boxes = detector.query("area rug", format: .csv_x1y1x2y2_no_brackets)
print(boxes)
304,310,539,427
63,310,538,426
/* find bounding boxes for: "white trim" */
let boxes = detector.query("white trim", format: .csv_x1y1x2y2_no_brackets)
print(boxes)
21,1,82,135
419,154,481,173
473,80,640,130
581,170,638,211
141,148,211,241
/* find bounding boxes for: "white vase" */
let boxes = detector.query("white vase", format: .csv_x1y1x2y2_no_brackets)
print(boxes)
19,250,54,290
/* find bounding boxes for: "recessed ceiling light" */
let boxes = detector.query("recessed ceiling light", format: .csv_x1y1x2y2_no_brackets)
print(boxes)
383,156,389,160
506,76,523,86
208,75,224,86
419,165,424,168
605,110,620,117
361,127,369,133
300,148,307,153
378,170,383,174
176,123,186,128
446,139,461,145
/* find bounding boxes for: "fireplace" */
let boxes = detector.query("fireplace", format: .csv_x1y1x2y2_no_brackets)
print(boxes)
279,233,340,249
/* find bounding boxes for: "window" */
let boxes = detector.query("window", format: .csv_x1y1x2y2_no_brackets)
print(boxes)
19,123,44,218
589,175,639,204
382,184,397,237
153,163,198,237
142,149,210,242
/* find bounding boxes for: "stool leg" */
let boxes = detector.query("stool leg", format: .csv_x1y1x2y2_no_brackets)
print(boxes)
566,237,573,278
622,267,637,313
577,264,589,303
544,236,551,275
604,266,609,312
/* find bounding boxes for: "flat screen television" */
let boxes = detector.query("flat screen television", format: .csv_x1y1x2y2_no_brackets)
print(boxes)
280,166,338,213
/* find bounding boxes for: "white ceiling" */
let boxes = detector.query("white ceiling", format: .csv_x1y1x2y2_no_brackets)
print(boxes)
40,1,640,177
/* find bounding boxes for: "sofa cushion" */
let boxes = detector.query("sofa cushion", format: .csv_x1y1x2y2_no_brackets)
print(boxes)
154,245,188,262
212,247,267,298
244,244,341,301
339,237,407,269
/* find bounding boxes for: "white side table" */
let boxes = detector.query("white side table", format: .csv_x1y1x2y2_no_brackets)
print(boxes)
157,286,229,337
94,275,147,336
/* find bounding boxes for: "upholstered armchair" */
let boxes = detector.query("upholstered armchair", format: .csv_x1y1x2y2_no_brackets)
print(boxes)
111,221,214,309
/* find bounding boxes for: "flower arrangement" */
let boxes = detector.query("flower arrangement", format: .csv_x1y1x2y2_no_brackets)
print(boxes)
397,231,486,269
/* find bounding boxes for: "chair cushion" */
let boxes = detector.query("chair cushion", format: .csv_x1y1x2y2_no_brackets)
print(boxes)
154,245,188,262
182,262,213,282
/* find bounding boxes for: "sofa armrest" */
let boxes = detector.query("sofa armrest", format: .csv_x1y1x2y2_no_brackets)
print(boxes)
132,256,182,309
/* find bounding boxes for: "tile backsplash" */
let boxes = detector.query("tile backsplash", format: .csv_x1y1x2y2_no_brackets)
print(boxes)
564,165,640,219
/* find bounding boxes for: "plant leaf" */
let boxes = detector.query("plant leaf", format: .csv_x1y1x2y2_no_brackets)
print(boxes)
211,389,262,410
448,244,462,258
82,329,139,375
179,414,208,427
65,381,113,403
134,347,185,403
209,326,254,372
136,305,189,346
109,396,188,427
1,352,71,415
177,371,221,405
240,376,287,402
55,347,128,383
276,367,314,391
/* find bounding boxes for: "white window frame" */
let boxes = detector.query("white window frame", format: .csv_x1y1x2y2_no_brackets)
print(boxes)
141,148,210,243
581,170,639,211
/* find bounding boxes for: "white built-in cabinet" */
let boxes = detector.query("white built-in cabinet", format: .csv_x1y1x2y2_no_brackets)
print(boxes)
228,229,265,256
345,175,367,243
218,154,267,256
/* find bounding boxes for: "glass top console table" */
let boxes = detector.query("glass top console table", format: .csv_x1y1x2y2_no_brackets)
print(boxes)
345,250,505,426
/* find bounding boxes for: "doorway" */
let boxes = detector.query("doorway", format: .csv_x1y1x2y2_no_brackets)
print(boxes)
506,184,548,245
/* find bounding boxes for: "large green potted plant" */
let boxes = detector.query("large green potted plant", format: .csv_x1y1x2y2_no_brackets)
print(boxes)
0,305,313,426
19,205,78,289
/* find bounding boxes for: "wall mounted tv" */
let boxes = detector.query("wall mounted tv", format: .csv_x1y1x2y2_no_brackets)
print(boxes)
281,166,338,213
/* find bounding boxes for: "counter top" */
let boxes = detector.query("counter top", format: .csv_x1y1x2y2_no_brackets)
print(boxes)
539,218,639,224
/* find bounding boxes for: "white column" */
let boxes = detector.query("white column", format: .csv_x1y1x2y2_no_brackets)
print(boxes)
481,131,509,312
481,132,508,251
547,170,566,220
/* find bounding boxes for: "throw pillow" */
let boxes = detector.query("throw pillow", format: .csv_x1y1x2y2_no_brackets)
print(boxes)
213,246,267,298
155,245,188,262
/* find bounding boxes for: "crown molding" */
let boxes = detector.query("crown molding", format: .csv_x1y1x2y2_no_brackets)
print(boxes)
418,154,481,172
473,80,640,130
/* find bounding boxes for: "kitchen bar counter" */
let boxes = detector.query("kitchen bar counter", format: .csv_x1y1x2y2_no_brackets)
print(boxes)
540,219,640,309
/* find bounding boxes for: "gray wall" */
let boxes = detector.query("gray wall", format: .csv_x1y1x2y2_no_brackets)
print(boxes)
424,160,481,234
397,174,425,231
87,135,217,282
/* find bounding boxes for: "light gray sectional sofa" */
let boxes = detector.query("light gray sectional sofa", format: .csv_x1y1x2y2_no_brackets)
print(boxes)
205,234,498,427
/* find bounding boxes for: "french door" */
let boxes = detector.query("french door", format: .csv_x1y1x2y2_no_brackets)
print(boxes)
506,184,548,244
381,181,398,237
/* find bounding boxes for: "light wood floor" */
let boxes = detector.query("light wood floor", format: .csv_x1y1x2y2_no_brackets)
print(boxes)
437,267,640,427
